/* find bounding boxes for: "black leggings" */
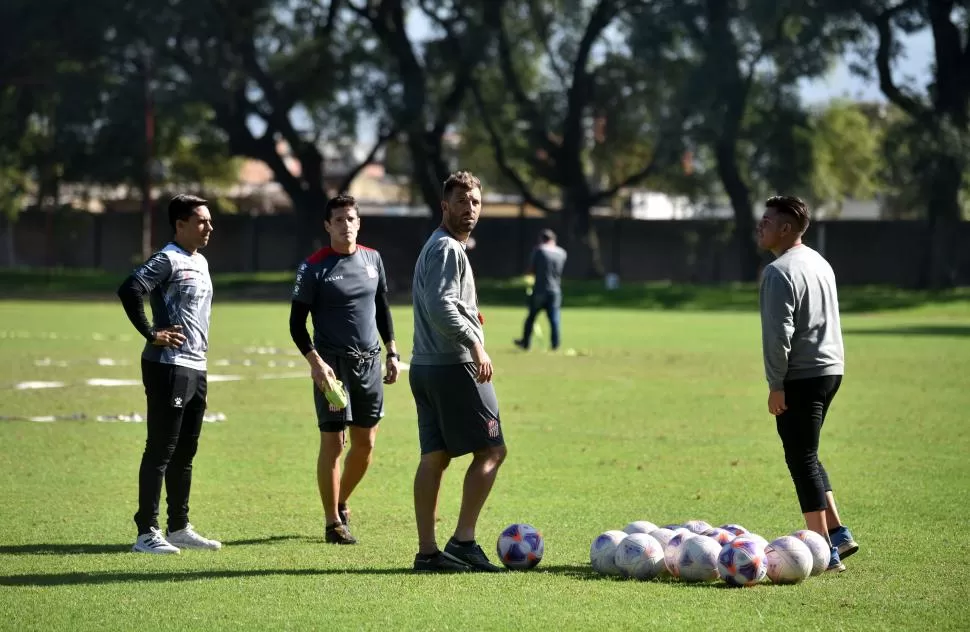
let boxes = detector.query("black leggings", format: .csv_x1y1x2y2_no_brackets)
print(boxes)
134,360,208,534
775,375,842,514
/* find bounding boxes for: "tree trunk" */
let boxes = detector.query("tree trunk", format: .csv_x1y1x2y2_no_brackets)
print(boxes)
561,186,605,279
714,139,760,282
921,153,964,289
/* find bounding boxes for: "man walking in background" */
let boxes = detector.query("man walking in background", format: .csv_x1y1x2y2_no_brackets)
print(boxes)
757,195,860,573
515,229,567,352
289,194,400,545
117,194,221,554
408,170,507,572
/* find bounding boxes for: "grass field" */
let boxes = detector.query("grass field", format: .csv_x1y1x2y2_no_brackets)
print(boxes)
1,285,969,631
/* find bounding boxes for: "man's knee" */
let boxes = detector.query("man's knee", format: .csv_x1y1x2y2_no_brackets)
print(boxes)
419,450,451,473
474,444,507,467
320,431,345,458
349,426,378,454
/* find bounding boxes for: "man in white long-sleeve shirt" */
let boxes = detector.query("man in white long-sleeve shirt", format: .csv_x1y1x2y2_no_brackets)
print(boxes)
408,170,507,573
758,195,860,573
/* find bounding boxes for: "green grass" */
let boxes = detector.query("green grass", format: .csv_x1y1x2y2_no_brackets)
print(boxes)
1,294,969,631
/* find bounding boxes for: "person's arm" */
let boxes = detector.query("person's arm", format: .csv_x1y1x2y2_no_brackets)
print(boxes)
117,253,180,345
759,268,796,392
420,243,479,349
375,255,400,384
289,261,338,392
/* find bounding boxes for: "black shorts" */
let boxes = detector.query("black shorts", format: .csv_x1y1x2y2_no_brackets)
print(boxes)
409,363,504,457
313,351,384,433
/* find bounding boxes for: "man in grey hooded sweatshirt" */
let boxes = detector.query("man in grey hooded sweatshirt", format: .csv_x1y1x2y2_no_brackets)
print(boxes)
408,170,507,573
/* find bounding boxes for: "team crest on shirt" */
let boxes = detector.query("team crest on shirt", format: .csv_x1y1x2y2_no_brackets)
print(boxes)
365,264,378,279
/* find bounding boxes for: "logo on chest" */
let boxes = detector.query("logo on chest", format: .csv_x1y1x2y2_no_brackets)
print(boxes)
365,264,378,279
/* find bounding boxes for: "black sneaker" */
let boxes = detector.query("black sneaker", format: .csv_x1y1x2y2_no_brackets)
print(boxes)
444,538,505,572
338,504,350,526
513,339,528,350
325,522,357,545
413,551,473,572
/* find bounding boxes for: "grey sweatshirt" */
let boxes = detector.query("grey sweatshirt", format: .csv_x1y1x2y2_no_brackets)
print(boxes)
411,228,484,365
759,245,845,391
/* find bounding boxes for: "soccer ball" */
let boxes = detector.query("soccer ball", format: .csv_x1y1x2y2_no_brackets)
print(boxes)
623,520,658,535
745,532,770,549
614,533,665,580
703,527,736,546
791,529,830,576
682,519,713,535
677,535,722,582
663,529,695,578
719,523,750,537
496,523,544,570
765,536,814,584
590,530,628,575
648,527,676,549
718,537,768,587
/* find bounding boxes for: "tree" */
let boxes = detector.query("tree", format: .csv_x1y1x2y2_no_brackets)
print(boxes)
850,0,970,288
462,0,691,277
641,0,858,281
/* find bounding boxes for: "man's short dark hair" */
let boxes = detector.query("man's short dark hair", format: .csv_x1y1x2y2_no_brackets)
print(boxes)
168,194,208,230
325,194,358,221
442,170,482,201
766,195,811,234
539,229,556,243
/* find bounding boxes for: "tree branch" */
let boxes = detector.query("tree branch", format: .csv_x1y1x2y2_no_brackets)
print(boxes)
864,0,930,122
469,78,554,214
528,0,570,88
562,0,622,159
336,122,399,193
485,0,557,154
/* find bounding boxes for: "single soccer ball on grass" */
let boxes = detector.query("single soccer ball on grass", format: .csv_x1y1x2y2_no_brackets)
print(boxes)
496,523,544,570
790,529,830,576
677,535,722,582
590,530,628,576
717,537,768,587
765,535,814,584
614,533,665,580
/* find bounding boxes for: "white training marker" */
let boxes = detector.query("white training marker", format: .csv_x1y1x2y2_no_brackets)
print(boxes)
15,381,66,390
85,378,142,387
207,375,244,382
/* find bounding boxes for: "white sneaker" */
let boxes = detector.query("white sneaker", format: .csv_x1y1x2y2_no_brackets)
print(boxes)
132,527,180,554
166,524,222,550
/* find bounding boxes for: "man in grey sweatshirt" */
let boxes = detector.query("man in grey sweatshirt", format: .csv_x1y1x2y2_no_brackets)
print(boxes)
408,170,507,573
758,195,860,573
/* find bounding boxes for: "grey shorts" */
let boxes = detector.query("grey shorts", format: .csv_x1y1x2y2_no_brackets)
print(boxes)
409,363,504,457
313,351,384,433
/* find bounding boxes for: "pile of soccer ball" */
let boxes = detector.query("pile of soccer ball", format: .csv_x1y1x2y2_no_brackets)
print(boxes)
590,519,829,586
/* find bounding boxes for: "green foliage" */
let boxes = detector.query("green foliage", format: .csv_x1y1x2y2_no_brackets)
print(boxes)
808,100,884,214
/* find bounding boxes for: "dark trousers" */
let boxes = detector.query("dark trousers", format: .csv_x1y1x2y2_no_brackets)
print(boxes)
775,375,842,514
134,359,208,534
520,291,562,350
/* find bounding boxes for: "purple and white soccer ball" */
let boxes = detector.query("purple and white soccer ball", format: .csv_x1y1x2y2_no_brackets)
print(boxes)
677,536,722,582
614,533,665,580
682,519,713,535
590,530,628,576
765,536,814,584
663,529,696,578
623,520,659,535
718,537,768,587
719,523,750,537
790,529,830,576
703,526,736,546
496,523,544,570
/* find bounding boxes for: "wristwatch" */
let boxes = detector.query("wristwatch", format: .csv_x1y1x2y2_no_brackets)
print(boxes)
387,352,400,360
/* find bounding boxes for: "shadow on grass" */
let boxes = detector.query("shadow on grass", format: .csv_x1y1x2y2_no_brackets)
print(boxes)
0,535,304,556
0,568,419,587
2,268,968,314
844,325,970,338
